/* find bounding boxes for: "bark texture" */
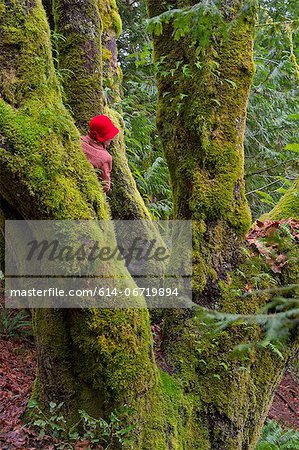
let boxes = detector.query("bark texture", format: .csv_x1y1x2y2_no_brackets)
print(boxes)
0,0,157,425
52,0,104,130
147,0,253,303
53,0,152,220
0,1,298,449
146,1,299,449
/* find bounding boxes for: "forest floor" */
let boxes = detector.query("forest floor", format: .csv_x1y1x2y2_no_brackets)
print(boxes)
0,320,298,449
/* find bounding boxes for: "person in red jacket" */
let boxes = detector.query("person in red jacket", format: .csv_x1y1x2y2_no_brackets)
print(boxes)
81,115,119,193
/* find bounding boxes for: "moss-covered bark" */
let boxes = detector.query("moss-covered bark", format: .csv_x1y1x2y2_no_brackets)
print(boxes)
146,1,299,449
147,0,253,302
1,1,298,448
52,0,104,130
0,3,197,446
263,179,299,221
52,0,151,220
0,0,158,426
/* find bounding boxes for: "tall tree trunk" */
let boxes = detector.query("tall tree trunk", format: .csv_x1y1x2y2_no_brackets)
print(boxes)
53,0,152,219
147,0,253,303
1,1,298,449
147,1,298,448
0,0,157,423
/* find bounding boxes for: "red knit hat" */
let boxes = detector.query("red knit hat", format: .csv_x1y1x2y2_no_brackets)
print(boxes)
89,115,119,143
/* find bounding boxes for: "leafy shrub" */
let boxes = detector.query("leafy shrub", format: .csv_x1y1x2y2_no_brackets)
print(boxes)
27,400,137,449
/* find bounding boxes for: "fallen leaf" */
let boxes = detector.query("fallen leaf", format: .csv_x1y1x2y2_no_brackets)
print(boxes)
75,440,90,450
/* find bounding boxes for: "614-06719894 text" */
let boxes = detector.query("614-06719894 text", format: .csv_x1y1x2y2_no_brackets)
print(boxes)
95,287,179,297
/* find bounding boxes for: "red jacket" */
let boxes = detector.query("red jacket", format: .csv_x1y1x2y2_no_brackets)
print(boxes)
81,135,112,192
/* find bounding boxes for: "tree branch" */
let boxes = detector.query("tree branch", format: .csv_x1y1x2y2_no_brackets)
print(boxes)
246,158,296,178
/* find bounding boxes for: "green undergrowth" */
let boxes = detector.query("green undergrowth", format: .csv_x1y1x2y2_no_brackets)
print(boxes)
26,400,137,449
256,420,299,450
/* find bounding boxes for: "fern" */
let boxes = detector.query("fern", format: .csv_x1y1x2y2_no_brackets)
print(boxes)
256,420,299,449
147,0,226,53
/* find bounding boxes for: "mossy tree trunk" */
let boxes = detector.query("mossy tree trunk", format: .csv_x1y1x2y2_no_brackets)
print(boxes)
146,0,298,448
1,0,298,449
52,0,152,219
147,0,253,303
0,0,158,424
52,0,104,130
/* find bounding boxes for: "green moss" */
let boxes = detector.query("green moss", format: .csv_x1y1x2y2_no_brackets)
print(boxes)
262,179,299,221
0,0,57,106
0,0,110,219
4,0,297,448
102,46,113,62
0,1,160,435
52,0,104,131
111,7,122,38
68,308,156,403
163,221,298,448
131,367,208,449
99,0,122,38
147,1,299,447
150,6,254,299
162,307,287,448
51,0,152,222
0,99,108,220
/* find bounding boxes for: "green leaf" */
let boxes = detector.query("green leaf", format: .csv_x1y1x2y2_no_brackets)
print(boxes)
255,191,276,206
287,113,299,120
115,424,136,435
256,443,278,450
182,64,192,77
211,98,221,106
28,399,38,409
34,419,47,427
